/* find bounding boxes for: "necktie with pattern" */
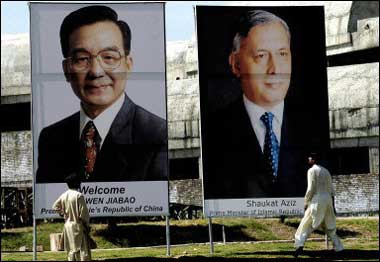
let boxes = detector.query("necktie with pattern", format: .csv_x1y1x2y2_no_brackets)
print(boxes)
260,112,280,181
80,121,101,180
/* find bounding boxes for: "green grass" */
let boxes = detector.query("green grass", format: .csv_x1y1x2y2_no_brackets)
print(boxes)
1,239,379,261
1,217,379,261
1,222,64,251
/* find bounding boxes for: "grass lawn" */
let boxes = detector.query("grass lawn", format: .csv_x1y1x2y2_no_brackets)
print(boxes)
1,217,378,261
1,239,379,261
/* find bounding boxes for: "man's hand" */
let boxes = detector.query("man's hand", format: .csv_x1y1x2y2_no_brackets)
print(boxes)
53,208,64,217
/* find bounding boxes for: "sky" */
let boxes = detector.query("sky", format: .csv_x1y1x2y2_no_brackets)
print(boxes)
1,1,330,40
1,1,232,41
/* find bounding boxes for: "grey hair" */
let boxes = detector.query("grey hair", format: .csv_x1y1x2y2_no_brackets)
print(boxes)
232,10,291,52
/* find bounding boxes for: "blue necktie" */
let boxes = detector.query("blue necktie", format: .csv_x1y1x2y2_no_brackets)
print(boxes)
260,112,279,180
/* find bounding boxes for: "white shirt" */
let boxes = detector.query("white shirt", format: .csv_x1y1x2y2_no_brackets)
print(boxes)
243,94,284,152
79,94,125,149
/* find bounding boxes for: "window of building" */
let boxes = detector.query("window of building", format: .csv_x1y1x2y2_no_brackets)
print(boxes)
0,102,30,132
327,47,379,67
186,70,197,79
328,147,370,175
169,157,199,180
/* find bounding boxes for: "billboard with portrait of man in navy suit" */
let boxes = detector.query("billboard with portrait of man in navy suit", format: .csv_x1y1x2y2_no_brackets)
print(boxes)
196,6,330,217
31,3,168,218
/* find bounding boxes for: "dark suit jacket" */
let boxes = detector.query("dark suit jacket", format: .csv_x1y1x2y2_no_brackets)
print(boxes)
203,97,310,199
36,94,167,183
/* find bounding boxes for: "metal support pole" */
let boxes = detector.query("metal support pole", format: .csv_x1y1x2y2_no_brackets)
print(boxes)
166,216,171,256
32,169,37,260
222,224,226,244
325,234,329,249
33,216,37,261
208,217,214,254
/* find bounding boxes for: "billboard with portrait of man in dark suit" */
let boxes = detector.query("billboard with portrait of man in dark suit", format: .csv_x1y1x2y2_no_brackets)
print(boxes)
31,3,168,218
196,6,329,217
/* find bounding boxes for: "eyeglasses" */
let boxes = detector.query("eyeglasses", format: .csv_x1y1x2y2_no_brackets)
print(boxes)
65,49,127,72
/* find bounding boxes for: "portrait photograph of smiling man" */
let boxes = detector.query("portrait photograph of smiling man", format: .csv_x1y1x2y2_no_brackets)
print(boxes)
32,4,167,184
197,6,330,202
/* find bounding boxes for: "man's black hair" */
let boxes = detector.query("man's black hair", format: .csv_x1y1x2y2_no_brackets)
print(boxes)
64,173,81,189
60,5,131,58
309,152,320,163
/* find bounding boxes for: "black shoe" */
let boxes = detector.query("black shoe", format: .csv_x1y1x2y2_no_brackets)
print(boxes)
294,246,303,258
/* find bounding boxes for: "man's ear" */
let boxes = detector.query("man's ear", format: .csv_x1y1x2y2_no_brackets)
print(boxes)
125,55,133,72
229,52,240,78
62,60,71,82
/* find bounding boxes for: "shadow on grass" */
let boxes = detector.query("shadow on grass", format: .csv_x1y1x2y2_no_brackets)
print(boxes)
239,249,379,260
284,221,360,238
302,249,379,260
95,224,256,247
101,257,309,262
1,232,18,237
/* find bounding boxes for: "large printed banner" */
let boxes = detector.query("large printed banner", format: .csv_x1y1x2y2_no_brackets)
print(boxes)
196,6,330,217
35,182,168,218
31,3,169,218
205,198,304,217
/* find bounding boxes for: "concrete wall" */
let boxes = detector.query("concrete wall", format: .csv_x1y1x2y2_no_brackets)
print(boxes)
369,147,379,175
169,179,203,207
1,34,30,104
1,131,32,187
333,173,379,214
328,63,379,139
167,78,200,158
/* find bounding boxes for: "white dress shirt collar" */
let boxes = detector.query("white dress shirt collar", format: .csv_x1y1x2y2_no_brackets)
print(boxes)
80,94,125,149
243,94,284,126
243,94,284,151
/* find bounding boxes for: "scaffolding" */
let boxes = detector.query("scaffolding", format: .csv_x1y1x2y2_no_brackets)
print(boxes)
1,187,32,228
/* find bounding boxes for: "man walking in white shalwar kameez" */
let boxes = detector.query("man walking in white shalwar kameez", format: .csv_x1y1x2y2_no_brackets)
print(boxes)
294,153,344,257
53,174,91,261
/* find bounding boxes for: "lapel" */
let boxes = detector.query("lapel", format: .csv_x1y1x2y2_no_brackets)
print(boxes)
278,103,304,178
91,94,136,181
103,94,135,145
232,98,263,160
65,112,80,146
63,112,81,179
279,105,289,179
227,98,267,176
